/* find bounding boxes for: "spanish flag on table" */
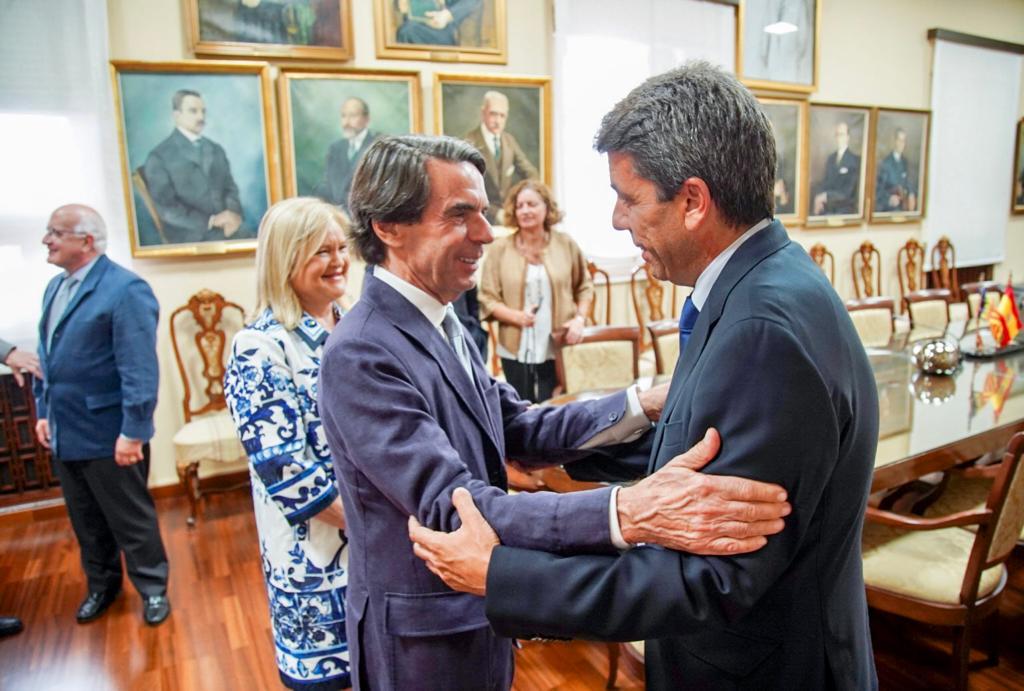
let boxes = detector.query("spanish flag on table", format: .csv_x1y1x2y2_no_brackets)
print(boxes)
988,277,1022,347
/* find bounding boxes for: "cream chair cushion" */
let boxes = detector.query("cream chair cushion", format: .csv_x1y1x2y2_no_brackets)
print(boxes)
653,332,680,374
907,299,949,331
561,342,635,394
926,475,1024,543
173,410,247,467
861,521,1004,604
849,308,893,348
949,302,969,322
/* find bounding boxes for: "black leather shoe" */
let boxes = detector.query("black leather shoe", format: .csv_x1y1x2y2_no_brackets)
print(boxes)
143,595,170,626
76,589,120,623
0,616,23,637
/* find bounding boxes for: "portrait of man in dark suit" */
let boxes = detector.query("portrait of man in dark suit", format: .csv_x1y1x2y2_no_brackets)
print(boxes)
462,90,539,223
141,89,245,243
313,97,379,210
875,128,918,213
811,118,863,217
394,0,482,46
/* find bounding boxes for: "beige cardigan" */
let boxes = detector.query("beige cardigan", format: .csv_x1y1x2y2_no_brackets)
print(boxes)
479,230,594,356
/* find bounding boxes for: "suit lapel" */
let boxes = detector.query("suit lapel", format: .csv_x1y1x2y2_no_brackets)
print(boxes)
39,276,62,358
52,256,109,342
363,273,501,452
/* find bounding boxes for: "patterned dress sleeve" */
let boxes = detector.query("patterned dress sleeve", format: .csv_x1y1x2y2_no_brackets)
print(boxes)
225,326,338,525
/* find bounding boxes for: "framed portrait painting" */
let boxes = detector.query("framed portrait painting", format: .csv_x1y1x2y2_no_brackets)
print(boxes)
758,96,807,225
869,108,930,223
1014,118,1024,214
278,68,422,209
374,0,507,64
184,0,353,60
806,103,871,226
434,73,551,225
738,0,818,93
111,60,280,258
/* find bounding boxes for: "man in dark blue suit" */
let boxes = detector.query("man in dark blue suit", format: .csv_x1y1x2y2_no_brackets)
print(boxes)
812,120,862,216
312,97,379,211
875,128,918,212
412,63,880,690
34,204,170,626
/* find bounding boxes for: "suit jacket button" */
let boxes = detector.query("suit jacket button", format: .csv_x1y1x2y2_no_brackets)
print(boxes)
608,412,619,422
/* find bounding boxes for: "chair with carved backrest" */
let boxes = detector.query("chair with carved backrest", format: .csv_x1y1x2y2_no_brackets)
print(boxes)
961,281,1003,320
630,264,679,351
904,288,953,340
555,325,640,396
586,261,612,326
808,242,836,287
647,320,681,375
169,289,248,526
846,297,896,348
897,238,927,312
851,241,883,299
861,432,1024,690
931,236,960,301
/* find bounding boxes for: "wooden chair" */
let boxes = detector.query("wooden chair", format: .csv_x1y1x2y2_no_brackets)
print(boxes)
897,239,927,311
647,320,680,375
630,264,679,350
931,236,960,301
861,432,1024,690
587,260,612,326
904,288,953,336
851,241,883,299
808,242,836,286
169,289,248,526
555,325,640,396
961,281,1003,319
132,167,168,244
846,297,896,348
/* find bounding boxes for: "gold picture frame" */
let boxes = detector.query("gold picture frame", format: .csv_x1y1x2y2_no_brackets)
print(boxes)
111,60,280,258
805,102,871,227
868,107,931,224
757,95,809,226
278,68,423,206
184,0,353,61
434,72,552,224
1013,117,1024,214
374,0,508,65
737,0,819,94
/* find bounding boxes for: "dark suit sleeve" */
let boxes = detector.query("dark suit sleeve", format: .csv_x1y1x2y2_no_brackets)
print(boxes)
321,336,622,553
508,134,540,182
486,318,842,640
215,146,242,215
448,0,482,23
143,150,212,232
111,277,160,441
313,141,344,204
826,152,860,209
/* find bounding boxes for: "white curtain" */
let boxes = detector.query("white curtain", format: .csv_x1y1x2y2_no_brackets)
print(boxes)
0,0,124,348
552,0,736,276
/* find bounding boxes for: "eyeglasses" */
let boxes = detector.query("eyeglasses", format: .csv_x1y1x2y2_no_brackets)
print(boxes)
43,228,86,241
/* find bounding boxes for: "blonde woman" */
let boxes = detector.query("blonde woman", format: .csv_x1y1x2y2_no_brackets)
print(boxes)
480,180,593,402
224,197,351,690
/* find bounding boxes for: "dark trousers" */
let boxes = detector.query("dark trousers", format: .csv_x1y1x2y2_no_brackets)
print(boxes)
54,444,169,597
501,358,557,404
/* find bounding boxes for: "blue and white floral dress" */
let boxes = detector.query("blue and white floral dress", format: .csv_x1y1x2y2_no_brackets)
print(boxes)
224,307,350,690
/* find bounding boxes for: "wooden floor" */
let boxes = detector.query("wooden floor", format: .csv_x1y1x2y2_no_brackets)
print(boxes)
0,488,1020,690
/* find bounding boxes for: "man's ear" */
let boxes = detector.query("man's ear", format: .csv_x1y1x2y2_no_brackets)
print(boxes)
372,219,401,249
677,177,712,230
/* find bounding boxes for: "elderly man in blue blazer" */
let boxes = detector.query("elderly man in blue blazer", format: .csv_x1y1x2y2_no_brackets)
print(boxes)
35,204,170,626
318,135,792,690
412,63,880,690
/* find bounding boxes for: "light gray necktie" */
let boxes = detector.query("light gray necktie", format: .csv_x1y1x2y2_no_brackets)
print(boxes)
493,134,501,161
442,305,473,380
46,277,78,350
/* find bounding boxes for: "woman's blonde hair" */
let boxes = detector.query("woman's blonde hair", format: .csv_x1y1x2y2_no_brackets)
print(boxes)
502,179,564,233
253,197,349,330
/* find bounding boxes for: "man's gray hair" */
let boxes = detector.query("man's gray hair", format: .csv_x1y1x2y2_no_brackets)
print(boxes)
69,205,108,253
595,61,776,228
347,135,486,265
481,90,508,108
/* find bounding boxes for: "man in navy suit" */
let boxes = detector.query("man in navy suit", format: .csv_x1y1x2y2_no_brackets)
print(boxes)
412,63,880,690
313,97,379,211
34,204,170,626
318,135,791,690
875,128,918,212
812,120,862,216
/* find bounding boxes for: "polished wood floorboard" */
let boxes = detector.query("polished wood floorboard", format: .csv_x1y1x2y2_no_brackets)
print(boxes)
0,489,1019,690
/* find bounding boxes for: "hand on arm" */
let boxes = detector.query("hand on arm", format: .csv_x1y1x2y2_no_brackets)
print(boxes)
5,348,42,387
616,428,790,555
490,303,536,329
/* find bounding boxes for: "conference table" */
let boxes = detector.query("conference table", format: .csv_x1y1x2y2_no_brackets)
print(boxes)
531,321,1024,494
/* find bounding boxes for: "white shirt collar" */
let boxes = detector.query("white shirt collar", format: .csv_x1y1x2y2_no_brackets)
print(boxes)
689,218,771,311
374,266,448,331
349,128,369,152
177,127,202,144
479,123,501,155
835,146,847,160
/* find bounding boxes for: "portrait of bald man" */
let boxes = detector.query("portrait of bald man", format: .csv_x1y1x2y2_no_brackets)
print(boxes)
313,96,380,211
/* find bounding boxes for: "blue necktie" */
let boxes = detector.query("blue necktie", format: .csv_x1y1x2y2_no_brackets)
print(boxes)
442,304,474,380
678,295,700,352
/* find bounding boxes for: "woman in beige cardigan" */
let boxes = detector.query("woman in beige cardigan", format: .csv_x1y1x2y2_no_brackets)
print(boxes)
480,180,593,402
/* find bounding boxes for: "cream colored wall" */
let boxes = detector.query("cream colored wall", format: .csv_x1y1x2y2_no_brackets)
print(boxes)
106,0,1022,487
787,0,1024,300
105,0,551,487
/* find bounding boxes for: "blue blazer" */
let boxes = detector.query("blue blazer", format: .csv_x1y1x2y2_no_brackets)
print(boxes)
34,254,159,461
318,272,630,690
485,221,880,690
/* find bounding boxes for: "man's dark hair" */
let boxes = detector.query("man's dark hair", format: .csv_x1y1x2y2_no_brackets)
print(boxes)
595,61,776,228
172,89,202,111
347,135,486,265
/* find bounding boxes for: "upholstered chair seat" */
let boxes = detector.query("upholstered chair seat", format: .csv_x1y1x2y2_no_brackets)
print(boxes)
555,325,640,396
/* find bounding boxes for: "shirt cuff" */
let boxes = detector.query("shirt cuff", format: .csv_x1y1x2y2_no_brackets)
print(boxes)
608,485,631,550
579,385,653,449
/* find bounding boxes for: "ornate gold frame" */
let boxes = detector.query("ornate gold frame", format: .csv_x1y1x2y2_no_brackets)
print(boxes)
805,102,872,228
1013,118,1024,215
184,0,353,61
433,72,553,188
277,68,423,198
867,107,931,224
737,0,820,94
110,60,280,258
374,0,507,64
757,95,809,226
